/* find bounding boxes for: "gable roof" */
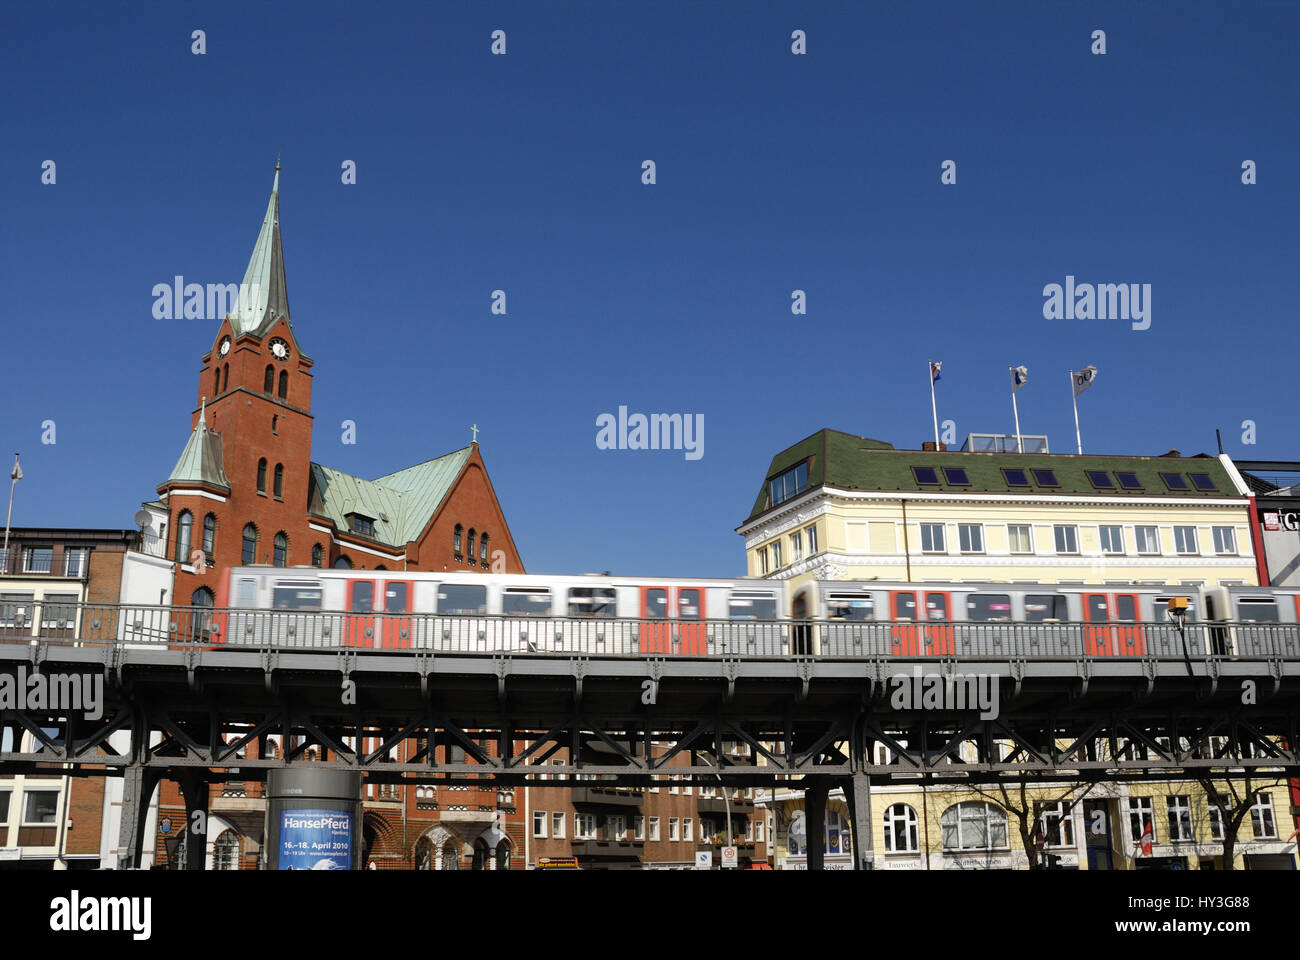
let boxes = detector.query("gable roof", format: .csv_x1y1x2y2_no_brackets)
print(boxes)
309,446,473,548
745,428,1241,524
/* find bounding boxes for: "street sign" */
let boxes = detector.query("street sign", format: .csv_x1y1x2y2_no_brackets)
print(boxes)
721,846,738,868
695,851,712,870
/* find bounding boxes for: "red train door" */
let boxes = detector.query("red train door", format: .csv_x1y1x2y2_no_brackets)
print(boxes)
640,587,671,653
347,580,376,647
381,580,412,649
923,591,953,655
1112,593,1143,656
1083,594,1113,656
676,587,707,655
891,591,920,656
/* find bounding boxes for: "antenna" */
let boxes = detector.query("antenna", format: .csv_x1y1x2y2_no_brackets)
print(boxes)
1215,428,1223,455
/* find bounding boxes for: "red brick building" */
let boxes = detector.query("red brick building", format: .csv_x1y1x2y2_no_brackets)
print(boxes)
148,166,526,869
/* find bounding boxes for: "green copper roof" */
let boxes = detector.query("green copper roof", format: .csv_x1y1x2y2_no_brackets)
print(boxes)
745,428,1240,523
162,406,230,492
309,446,473,548
230,166,291,338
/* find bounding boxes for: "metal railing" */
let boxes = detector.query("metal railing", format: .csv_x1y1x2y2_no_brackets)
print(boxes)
1,600,1298,661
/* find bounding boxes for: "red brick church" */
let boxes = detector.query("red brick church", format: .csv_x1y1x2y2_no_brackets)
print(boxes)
149,166,526,869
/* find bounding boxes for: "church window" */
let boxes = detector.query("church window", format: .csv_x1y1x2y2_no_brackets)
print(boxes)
272,415,278,435
312,544,322,567
176,511,193,562
273,464,284,498
257,459,267,494
242,524,258,564
263,365,274,394
453,525,462,558
278,370,288,400
273,532,287,567
479,533,488,566
334,556,352,569
467,529,476,564
213,368,220,397
222,364,229,393
202,513,216,561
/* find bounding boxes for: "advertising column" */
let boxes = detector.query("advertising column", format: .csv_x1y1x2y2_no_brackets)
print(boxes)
265,769,362,870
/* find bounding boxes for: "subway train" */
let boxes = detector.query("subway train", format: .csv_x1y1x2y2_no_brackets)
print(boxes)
208,565,1300,660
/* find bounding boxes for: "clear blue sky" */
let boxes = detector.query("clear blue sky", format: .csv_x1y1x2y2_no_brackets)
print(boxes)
2,1,1297,577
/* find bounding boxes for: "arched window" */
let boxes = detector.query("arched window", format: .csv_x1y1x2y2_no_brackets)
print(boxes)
883,804,919,853
262,738,278,760
191,587,215,607
273,532,287,567
334,556,352,569
202,513,216,560
479,533,489,566
442,844,459,870
375,564,386,571
175,510,193,562
273,464,283,498
415,836,433,871
278,370,288,400
941,802,1008,852
495,839,511,871
257,459,267,494
272,415,278,435
241,524,258,564
213,368,220,396
467,529,476,563
263,365,274,394
453,524,462,557
311,544,322,567
214,831,240,870
222,364,229,393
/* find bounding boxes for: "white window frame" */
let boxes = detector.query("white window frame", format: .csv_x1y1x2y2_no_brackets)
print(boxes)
1053,525,1079,555
1006,523,1033,554
1166,795,1193,842
1173,526,1199,555
1212,526,1237,555
649,817,660,841
1135,525,1161,555
790,530,802,562
683,818,693,841
920,523,946,554
1128,797,1155,844
574,813,596,840
669,817,679,841
806,525,818,555
883,803,919,853
1208,805,1224,841
1099,525,1124,555
552,811,565,839
634,816,645,840
1251,794,1277,839
532,810,547,838
958,523,983,554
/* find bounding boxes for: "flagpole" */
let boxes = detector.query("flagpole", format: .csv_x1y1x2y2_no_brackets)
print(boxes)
1010,373,1023,454
3,453,18,575
1070,370,1083,455
929,362,940,449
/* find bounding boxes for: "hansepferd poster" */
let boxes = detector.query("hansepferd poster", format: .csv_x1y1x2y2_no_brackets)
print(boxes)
278,809,352,870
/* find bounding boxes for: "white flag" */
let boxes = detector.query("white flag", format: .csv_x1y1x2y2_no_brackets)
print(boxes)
9,456,20,482
1072,365,1098,397
1010,365,1029,392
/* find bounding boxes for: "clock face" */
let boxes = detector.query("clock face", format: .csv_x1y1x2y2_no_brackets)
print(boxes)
269,338,289,360
218,336,231,357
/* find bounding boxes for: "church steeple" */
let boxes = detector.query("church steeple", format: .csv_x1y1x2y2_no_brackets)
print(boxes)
230,160,291,337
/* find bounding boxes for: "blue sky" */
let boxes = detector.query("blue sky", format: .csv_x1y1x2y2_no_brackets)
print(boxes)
2,1,1297,577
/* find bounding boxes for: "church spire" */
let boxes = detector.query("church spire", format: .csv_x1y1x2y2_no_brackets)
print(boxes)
230,161,291,337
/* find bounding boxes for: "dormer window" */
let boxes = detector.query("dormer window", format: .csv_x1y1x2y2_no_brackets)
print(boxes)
347,513,376,537
769,461,809,507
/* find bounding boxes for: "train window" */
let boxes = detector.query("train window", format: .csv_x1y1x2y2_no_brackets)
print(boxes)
272,582,323,611
384,583,408,613
503,588,552,616
728,592,778,620
234,579,257,608
569,588,618,618
926,593,948,620
1087,596,1108,621
437,584,487,615
645,589,669,619
350,581,374,612
894,593,917,620
826,594,873,621
1115,595,1137,621
1237,599,1279,623
1024,595,1067,622
967,594,1012,622
677,589,701,620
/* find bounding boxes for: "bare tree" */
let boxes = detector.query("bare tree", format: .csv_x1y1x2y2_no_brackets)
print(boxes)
1197,773,1289,871
965,779,1099,869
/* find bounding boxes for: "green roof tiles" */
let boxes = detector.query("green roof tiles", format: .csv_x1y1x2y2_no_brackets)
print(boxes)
309,446,473,548
162,408,230,492
745,428,1240,523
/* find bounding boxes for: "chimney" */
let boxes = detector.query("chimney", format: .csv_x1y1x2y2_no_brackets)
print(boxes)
921,441,948,452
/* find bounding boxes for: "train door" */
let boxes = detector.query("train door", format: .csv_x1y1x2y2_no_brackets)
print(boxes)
346,579,376,647
890,591,920,656
676,587,707,655
1112,593,1144,655
1082,593,1112,656
792,591,811,655
923,591,953,655
640,586,671,653
381,580,412,649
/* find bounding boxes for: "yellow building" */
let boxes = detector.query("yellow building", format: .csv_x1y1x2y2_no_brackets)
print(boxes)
737,429,1259,596
740,429,1294,870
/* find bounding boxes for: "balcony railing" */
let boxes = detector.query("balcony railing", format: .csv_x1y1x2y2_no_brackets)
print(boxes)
1,600,1298,662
